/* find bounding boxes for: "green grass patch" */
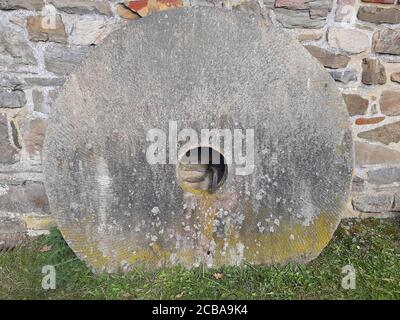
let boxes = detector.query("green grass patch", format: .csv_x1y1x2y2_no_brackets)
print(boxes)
1,218,400,300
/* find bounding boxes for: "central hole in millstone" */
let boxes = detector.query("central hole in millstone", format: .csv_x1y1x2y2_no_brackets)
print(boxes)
176,146,227,194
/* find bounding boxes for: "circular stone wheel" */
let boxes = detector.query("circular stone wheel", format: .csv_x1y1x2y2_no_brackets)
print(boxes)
44,7,353,273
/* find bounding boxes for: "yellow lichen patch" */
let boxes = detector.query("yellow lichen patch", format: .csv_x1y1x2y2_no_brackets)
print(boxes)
177,182,212,196
56,200,343,272
59,220,198,272
22,214,56,230
59,226,110,271
198,194,218,242
336,144,346,156
238,212,336,265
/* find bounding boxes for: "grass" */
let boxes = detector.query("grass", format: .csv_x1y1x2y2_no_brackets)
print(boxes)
0,218,400,300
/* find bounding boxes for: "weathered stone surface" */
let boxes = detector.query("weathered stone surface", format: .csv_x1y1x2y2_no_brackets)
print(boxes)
49,0,112,16
391,72,400,83
355,116,385,125
327,27,369,54
0,0,44,10
116,3,141,20
394,193,400,212
0,216,26,235
305,45,350,69
126,0,151,16
361,0,395,3
9,119,21,149
275,0,307,9
274,8,326,29
352,191,397,213
0,215,26,252
0,181,50,214
1,73,21,88
0,89,25,109
335,0,355,23
380,90,400,116
8,15,25,28
358,7,400,24
24,77,65,87
44,44,90,75
19,118,47,161
126,0,183,17
358,121,400,145
330,69,358,83
373,29,400,55
362,58,387,85
355,141,400,166
0,113,19,164
305,0,332,13
275,0,333,12
27,15,67,44
274,0,334,28
0,20,37,70
70,18,106,46
47,89,60,108
0,74,26,108
368,167,400,185
310,8,329,19
351,175,365,193
250,0,276,8
297,29,323,41
22,214,56,230
44,8,352,272
370,98,378,114
32,89,45,113
343,94,369,116
234,0,274,16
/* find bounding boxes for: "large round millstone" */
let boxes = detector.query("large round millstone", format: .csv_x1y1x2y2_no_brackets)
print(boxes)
44,7,353,273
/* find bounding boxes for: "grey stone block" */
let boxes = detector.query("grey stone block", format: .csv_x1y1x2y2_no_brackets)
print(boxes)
0,74,26,108
352,192,395,213
330,69,358,84
45,44,90,75
0,181,50,214
367,167,400,185
0,113,19,164
0,20,37,70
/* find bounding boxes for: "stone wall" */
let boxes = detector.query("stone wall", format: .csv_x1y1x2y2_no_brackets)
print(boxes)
0,0,399,234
